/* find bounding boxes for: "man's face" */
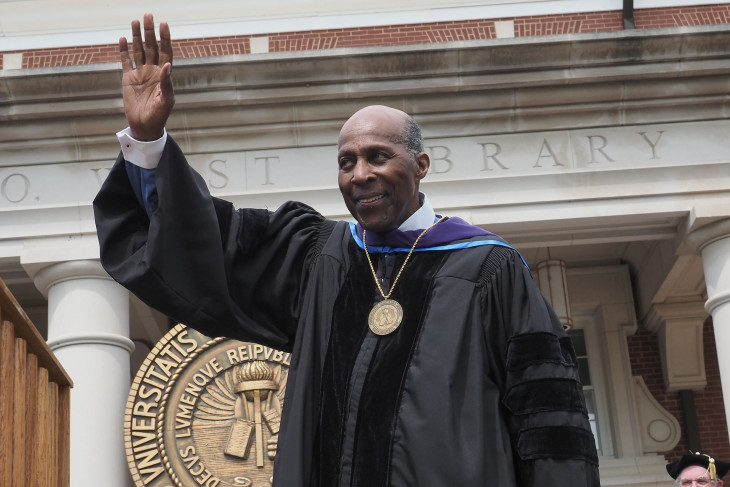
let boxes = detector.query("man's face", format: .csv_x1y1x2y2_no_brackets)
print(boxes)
677,466,722,486
337,107,429,233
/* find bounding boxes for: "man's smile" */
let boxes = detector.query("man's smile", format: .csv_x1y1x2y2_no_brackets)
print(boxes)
358,194,385,204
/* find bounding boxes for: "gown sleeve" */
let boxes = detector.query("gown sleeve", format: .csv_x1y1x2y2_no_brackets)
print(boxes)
481,246,601,486
93,136,331,351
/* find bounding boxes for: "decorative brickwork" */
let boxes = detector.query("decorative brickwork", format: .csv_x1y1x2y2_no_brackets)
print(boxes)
628,318,730,462
8,4,730,69
176,37,250,59
19,46,118,68
513,12,623,36
635,4,730,28
268,21,497,51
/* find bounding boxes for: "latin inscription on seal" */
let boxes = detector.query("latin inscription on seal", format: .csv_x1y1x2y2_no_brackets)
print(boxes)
124,324,289,487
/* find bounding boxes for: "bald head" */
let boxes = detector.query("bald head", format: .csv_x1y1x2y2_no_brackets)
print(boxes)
341,105,407,130
339,105,424,157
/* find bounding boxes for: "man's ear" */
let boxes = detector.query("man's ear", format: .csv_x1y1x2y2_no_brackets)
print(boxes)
415,151,430,180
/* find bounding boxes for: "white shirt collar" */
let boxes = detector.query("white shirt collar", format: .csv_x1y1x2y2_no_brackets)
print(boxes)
398,193,436,231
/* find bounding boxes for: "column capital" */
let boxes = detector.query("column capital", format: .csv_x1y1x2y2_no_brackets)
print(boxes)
685,218,730,253
32,259,132,353
20,233,101,293
685,219,730,314
29,259,109,299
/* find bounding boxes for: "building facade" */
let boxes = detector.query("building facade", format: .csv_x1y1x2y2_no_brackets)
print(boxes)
2,1,730,485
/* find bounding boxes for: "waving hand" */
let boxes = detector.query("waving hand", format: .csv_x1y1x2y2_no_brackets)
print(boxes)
119,13,175,141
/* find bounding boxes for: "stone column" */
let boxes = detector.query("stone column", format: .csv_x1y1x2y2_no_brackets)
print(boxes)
33,260,134,487
686,219,730,435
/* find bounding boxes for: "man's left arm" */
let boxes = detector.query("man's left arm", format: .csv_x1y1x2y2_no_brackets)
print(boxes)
486,248,601,485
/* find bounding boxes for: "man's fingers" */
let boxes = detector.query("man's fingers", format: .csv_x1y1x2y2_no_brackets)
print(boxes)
131,19,145,67
159,62,175,102
143,13,159,65
119,37,133,73
158,21,173,67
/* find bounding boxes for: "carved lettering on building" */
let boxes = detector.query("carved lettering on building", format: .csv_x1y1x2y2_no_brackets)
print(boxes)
534,138,564,167
1,173,30,203
255,156,279,186
426,145,454,174
208,160,229,189
0,124,708,209
479,142,508,171
639,131,665,160
91,167,112,187
587,135,614,163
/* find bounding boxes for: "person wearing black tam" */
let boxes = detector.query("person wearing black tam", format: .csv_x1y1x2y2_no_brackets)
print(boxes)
667,452,730,486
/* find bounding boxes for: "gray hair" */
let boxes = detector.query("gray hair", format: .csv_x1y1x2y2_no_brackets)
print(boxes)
393,115,424,159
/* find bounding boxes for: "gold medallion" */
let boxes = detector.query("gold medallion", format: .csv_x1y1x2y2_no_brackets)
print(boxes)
124,323,289,487
368,299,404,335
362,217,445,337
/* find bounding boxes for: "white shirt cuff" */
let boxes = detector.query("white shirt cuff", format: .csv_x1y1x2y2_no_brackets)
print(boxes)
116,127,167,169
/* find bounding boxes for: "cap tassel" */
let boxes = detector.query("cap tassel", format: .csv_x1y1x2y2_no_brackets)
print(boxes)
710,458,717,481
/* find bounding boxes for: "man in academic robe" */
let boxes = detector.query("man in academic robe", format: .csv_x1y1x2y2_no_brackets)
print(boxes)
94,13,600,487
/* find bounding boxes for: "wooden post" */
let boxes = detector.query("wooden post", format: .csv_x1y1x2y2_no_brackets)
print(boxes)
0,279,72,486
0,321,14,487
11,338,27,487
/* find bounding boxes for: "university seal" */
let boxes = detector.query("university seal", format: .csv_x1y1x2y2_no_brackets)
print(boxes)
124,324,289,487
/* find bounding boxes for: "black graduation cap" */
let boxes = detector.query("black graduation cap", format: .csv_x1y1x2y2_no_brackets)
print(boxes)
667,452,730,481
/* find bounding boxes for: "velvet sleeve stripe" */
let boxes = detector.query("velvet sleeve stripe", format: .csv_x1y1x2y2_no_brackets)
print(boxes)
516,426,599,465
506,332,578,371
503,378,587,415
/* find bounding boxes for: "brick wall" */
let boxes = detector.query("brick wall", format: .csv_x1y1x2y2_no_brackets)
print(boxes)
513,11,623,36
177,37,250,58
635,4,730,28
628,317,730,462
5,4,730,69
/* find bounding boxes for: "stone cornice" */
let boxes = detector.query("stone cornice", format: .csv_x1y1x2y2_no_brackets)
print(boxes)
2,26,730,126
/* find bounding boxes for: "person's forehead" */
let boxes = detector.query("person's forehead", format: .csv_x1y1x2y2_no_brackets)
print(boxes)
682,465,711,478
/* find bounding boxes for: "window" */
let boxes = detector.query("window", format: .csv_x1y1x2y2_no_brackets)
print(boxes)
568,329,600,452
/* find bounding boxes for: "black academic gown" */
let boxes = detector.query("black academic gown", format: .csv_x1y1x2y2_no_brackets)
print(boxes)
94,138,600,487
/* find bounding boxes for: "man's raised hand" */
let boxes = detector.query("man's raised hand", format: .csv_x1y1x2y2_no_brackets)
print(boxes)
119,13,175,141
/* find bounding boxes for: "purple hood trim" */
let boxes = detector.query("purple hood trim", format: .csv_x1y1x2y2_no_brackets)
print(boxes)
354,217,501,249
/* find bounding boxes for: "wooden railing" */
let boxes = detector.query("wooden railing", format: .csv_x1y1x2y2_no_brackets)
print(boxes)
0,278,72,487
